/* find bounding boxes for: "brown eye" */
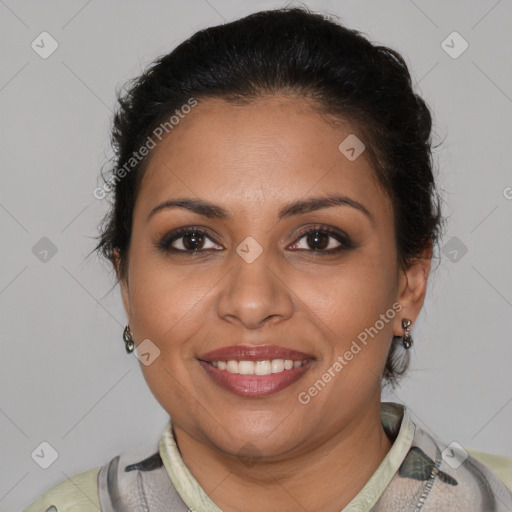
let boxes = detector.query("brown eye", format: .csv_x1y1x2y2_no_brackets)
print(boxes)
157,227,222,253
180,231,206,250
289,226,353,254
305,231,330,250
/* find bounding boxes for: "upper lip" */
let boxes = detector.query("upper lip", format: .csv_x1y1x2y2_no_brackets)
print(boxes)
198,345,315,362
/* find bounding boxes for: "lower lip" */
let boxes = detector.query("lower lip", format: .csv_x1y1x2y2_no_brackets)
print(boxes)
198,360,314,397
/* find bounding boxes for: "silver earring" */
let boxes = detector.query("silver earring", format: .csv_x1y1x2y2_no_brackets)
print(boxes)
401,318,413,349
123,325,135,353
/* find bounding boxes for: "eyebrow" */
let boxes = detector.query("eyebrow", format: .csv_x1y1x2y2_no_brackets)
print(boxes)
147,194,374,225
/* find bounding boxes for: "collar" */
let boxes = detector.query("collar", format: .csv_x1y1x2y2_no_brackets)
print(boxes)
158,402,416,512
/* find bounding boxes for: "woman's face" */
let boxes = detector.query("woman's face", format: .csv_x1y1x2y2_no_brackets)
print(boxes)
118,95,430,458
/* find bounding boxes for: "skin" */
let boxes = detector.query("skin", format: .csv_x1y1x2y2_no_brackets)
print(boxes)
115,95,432,512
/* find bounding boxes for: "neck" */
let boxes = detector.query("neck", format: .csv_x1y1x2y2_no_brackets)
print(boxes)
172,397,393,512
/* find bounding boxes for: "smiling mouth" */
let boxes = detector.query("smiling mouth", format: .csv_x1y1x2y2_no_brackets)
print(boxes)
197,344,316,396
197,345,315,397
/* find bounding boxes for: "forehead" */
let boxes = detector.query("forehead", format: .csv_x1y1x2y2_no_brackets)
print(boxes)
134,95,390,221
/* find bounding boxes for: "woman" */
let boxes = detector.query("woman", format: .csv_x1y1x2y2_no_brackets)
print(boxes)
24,7,512,512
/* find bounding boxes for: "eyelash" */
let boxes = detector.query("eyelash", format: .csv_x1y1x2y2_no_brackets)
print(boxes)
156,224,354,255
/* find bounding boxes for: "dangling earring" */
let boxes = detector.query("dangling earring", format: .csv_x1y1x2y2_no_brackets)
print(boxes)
123,324,135,353
401,318,413,349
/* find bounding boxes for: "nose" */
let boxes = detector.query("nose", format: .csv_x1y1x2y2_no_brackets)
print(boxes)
216,247,294,329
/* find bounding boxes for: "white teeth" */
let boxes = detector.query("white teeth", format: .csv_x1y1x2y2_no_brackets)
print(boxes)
255,360,272,375
226,360,239,373
272,359,285,373
238,361,255,375
211,359,308,375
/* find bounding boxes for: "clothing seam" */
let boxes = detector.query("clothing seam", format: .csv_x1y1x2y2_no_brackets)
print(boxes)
413,453,442,512
137,471,150,512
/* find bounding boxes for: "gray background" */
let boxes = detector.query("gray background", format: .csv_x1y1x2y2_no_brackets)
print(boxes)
1,0,511,509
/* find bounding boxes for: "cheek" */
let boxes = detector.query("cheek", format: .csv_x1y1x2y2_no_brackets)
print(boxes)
126,256,208,412
302,249,397,379
127,248,214,344
308,247,397,327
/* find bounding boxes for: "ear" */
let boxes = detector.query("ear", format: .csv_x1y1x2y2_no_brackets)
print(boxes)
113,248,131,316
393,242,432,337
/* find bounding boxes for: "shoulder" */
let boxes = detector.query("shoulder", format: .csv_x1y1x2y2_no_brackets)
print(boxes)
467,448,512,492
23,466,101,512
378,409,512,511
